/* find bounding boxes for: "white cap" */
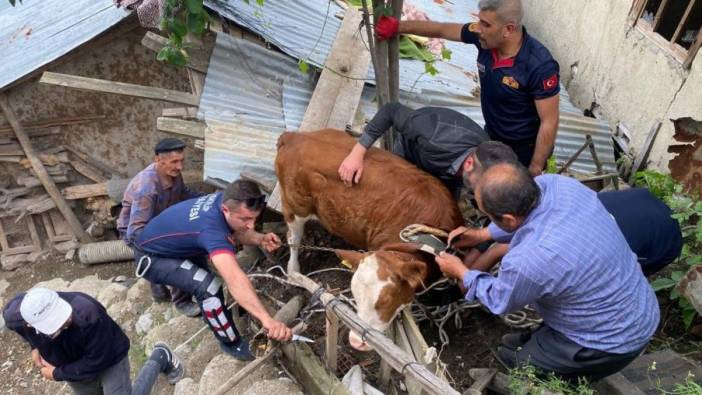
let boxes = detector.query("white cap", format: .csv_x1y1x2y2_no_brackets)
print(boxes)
20,288,72,335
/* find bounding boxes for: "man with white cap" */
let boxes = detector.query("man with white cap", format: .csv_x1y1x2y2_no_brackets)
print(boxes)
3,287,184,394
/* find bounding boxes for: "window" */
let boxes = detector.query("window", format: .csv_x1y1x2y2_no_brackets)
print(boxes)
629,0,702,68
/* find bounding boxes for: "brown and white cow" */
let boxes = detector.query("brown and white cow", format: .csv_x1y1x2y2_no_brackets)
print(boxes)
275,129,463,350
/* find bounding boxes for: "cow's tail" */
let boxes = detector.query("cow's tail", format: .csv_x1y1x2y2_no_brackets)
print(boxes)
277,131,297,151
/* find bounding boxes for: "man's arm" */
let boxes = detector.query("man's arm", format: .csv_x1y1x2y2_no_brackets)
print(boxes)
211,253,291,340
52,318,122,382
399,20,464,41
339,102,409,185
125,193,156,244
470,243,509,272
529,95,560,176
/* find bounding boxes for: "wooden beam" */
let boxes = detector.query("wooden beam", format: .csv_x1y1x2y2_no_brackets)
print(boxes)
288,272,461,395
670,0,696,44
0,115,103,136
684,28,702,69
39,72,200,106
162,107,199,119
156,117,206,139
280,342,351,395
325,311,339,374
69,158,108,183
0,94,90,243
62,183,108,200
268,7,371,212
651,0,670,31
64,145,125,178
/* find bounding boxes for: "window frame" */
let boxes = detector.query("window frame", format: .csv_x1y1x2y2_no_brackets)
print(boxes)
628,0,702,69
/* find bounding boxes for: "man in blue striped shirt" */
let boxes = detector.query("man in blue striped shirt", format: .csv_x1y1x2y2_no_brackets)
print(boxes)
437,162,660,381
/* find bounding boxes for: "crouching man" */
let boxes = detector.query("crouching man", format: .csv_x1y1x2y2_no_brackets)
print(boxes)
133,179,292,361
437,162,660,381
3,287,183,394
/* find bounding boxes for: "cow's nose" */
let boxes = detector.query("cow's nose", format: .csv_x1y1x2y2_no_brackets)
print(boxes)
348,331,372,352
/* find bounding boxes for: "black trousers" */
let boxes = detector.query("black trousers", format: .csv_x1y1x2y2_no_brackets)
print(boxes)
488,132,537,169
498,326,644,382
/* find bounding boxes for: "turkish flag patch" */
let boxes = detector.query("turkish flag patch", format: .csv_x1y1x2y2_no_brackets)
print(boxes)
542,74,558,90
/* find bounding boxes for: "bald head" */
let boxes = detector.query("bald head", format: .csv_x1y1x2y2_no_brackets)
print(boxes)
477,161,539,221
478,0,524,27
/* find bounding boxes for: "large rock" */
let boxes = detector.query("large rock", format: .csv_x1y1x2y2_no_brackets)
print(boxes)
183,334,219,379
197,353,281,395
142,315,203,356
34,278,70,291
242,379,303,395
108,279,153,326
96,283,128,309
67,275,113,299
174,378,199,395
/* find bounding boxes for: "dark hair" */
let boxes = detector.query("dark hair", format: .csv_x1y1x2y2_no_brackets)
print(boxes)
479,162,539,220
223,180,265,210
474,141,518,172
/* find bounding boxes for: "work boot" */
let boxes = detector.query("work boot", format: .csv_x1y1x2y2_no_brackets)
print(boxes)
219,339,255,362
175,301,201,317
152,342,185,385
500,331,531,350
151,283,171,303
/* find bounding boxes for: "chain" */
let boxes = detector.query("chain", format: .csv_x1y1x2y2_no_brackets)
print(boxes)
282,241,367,254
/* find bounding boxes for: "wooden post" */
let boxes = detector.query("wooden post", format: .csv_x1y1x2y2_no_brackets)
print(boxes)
0,94,90,243
387,0,403,103
586,135,603,175
325,311,339,374
378,323,395,392
288,272,461,395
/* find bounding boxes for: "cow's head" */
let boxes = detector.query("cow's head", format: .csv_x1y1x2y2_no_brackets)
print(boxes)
336,243,437,351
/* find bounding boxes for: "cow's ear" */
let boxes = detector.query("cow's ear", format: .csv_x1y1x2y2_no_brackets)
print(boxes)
334,250,364,271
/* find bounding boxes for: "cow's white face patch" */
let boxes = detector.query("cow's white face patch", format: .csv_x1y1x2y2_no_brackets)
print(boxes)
349,254,395,350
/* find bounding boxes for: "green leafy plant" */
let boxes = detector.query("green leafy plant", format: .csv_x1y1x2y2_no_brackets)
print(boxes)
508,364,595,395
635,170,701,328
545,156,558,174
157,0,210,66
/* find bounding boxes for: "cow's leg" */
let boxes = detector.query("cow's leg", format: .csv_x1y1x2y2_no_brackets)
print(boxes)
286,215,314,273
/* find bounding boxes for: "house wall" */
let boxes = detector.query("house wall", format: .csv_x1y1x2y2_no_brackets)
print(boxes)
1,25,202,178
522,0,702,172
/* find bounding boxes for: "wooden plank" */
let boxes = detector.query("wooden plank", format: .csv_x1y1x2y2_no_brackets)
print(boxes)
325,311,339,374
0,143,23,156
670,0,696,44
464,369,497,395
280,342,352,395
0,156,21,163
162,107,199,119
378,323,395,392
140,31,211,73
64,145,124,178
289,272,461,395
684,28,702,69
0,94,90,243
592,373,646,395
39,72,200,107
156,117,206,139
651,0,670,31
62,183,108,200
0,115,103,136
0,219,9,252
619,350,702,393
629,120,661,181
70,158,108,183
268,7,372,212
393,319,423,395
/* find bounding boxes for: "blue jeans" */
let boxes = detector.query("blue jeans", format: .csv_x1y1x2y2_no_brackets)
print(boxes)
67,357,160,395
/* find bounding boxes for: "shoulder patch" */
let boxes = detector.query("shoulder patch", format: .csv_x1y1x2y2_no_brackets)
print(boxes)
542,74,558,90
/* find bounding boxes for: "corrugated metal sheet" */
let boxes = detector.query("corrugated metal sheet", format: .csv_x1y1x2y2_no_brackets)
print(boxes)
200,34,316,182
205,0,479,96
202,35,616,181
0,0,131,90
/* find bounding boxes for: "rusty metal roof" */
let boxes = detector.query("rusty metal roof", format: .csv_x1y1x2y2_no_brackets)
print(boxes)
0,0,130,90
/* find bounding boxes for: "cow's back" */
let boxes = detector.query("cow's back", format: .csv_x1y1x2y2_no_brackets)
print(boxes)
275,129,463,249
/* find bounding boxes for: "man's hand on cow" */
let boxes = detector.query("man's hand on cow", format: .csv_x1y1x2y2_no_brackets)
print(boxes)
339,151,365,186
448,226,491,249
260,232,282,252
436,252,469,281
262,318,293,341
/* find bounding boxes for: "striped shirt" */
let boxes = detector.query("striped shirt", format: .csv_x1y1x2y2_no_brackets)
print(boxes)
463,174,660,354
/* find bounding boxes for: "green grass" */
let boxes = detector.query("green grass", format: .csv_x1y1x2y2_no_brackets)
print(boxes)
508,364,595,395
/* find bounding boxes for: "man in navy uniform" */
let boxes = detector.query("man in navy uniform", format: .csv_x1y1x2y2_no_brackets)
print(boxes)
376,0,560,176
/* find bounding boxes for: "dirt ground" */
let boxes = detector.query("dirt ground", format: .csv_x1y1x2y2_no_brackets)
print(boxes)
2,220,702,394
